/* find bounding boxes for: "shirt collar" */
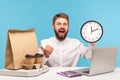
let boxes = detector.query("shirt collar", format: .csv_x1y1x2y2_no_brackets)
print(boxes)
53,36,69,45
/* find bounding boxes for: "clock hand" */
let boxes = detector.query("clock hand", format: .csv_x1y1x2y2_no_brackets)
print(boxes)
91,26,92,34
92,28,99,32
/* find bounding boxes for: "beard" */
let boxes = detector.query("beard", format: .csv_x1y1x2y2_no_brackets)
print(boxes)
54,29,68,41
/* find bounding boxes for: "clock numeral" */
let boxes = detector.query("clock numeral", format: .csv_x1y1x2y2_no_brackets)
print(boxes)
89,22,91,25
97,25,99,28
98,28,101,30
82,32,84,34
85,24,88,27
83,28,86,30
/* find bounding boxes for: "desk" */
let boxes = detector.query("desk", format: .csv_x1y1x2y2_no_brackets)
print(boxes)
0,67,120,80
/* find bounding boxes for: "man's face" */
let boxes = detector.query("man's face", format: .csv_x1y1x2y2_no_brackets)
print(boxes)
53,18,69,41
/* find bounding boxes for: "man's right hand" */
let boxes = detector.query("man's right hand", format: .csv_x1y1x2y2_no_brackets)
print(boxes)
40,45,54,58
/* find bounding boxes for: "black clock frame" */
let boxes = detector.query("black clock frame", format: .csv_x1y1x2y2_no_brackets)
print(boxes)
80,20,103,43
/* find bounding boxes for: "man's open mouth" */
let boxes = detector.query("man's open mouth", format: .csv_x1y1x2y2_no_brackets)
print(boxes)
59,29,65,33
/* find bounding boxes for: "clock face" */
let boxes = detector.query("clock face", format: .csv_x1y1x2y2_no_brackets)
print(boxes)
80,20,103,43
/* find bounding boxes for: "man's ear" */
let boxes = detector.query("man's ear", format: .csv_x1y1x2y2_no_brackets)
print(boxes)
52,25,54,29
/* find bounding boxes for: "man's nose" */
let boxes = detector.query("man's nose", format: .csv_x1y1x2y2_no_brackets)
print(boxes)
60,24,64,28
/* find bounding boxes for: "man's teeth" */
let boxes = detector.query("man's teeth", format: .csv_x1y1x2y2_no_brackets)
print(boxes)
60,30,64,31
59,30,64,32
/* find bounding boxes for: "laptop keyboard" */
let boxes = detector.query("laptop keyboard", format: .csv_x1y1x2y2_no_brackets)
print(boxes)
70,68,90,74
81,68,90,73
82,70,89,73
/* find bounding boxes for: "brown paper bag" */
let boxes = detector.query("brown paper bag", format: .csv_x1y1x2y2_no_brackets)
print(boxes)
5,28,39,69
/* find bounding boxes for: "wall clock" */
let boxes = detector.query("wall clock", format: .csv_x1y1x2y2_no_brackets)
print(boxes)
80,20,103,43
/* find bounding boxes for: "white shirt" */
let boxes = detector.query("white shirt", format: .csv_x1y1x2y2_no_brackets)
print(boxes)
39,36,95,67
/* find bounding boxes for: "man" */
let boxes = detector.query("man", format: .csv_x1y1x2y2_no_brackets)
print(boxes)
39,13,96,67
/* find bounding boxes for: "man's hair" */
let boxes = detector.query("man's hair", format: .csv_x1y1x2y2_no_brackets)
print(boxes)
53,13,69,25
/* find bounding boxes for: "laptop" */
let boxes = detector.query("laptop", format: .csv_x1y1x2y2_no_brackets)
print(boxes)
69,46,118,76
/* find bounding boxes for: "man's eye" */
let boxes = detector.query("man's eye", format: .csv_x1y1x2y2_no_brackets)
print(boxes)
63,23,68,26
57,23,61,26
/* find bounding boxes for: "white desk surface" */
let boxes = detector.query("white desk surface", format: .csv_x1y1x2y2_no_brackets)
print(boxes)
0,67,120,80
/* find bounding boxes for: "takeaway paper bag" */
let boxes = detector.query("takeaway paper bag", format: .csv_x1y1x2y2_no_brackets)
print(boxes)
5,28,39,69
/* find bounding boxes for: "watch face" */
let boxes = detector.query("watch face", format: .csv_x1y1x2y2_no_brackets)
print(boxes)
80,20,103,43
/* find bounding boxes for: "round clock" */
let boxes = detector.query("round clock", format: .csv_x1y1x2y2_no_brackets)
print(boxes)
80,20,103,43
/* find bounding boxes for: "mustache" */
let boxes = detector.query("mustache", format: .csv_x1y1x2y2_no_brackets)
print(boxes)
54,29,68,41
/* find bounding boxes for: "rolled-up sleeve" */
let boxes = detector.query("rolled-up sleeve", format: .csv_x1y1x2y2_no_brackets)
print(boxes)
79,42,96,59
